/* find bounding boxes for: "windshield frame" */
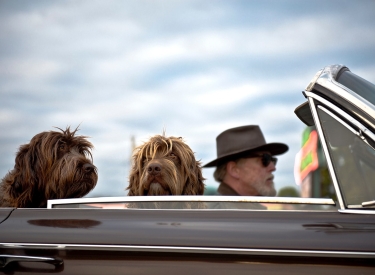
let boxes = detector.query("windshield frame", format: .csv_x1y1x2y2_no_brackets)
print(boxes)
305,91,375,211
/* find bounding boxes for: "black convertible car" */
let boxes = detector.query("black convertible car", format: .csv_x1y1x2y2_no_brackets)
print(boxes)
1,64,375,274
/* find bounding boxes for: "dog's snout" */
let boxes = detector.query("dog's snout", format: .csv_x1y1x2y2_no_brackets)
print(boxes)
147,163,162,175
82,163,95,173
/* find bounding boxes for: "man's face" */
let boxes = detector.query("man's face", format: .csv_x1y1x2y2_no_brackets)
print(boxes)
235,151,277,196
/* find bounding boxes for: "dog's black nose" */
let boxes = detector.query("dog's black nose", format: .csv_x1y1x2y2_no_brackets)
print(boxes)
147,163,162,175
83,163,95,173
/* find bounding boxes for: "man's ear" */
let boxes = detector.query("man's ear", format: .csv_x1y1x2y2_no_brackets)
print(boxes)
226,161,240,179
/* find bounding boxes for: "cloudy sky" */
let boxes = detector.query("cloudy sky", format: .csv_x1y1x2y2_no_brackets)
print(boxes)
1,0,375,198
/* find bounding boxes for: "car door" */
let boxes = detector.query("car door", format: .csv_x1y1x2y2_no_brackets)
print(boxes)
1,206,375,274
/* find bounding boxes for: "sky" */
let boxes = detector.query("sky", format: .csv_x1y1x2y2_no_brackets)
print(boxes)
1,0,375,198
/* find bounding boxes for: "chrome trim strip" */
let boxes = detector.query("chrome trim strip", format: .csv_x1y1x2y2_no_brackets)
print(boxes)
306,69,324,92
316,66,375,119
47,196,335,209
339,209,375,215
307,97,345,209
305,91,375,142
1,243,374,259
305,65,347,93
362,200,375,207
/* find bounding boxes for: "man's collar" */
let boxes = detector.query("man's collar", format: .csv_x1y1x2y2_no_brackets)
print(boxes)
217,182,239,195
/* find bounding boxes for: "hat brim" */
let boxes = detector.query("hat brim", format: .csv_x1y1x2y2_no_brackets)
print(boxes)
203,142,288,168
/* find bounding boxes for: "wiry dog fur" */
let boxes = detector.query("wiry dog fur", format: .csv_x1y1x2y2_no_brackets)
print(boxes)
127,135,205,199
0,127,98,208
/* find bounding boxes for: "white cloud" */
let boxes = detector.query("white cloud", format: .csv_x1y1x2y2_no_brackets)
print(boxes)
1,0,374,198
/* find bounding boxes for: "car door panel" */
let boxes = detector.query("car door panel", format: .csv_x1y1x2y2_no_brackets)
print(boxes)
1,208,375,274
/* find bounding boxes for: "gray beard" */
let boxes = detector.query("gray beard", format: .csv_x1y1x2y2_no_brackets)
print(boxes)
255,181,277,196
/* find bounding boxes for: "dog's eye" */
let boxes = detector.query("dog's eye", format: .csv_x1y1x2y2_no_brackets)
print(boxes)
59,144,66,151
169,153,177,158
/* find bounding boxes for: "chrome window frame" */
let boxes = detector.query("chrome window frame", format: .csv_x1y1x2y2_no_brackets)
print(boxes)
306,64,375,120
305,92,375,212
307,95,345,209
47,196,335,209
305,92,375,142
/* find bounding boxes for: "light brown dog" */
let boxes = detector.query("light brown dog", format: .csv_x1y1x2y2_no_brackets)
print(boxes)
0,127,98,208
127,135,205,197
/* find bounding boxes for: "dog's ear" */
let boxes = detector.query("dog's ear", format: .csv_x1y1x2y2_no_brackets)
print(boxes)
4,143,40,207
182,160,205,195
127,169,140,196
2,171,23,202
127,153,141,196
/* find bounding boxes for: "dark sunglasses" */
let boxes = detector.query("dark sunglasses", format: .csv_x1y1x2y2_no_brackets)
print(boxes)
246,153,277,167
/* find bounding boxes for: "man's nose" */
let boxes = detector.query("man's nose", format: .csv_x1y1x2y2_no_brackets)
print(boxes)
268,162,276,172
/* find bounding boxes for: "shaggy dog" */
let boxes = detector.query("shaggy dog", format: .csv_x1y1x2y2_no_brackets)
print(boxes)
0,127,98,208
127,135,205,199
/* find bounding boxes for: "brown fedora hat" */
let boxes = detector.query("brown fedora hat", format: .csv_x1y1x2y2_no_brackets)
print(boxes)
203,125,288,167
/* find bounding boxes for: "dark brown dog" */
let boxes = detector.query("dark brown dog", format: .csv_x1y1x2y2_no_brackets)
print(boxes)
127,135,205,197
0,127,98,208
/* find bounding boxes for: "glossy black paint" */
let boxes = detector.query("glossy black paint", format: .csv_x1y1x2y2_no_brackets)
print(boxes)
1,209,375,251
1,208,375,274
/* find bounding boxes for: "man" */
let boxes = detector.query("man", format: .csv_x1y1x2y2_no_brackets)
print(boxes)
203,125,288,196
